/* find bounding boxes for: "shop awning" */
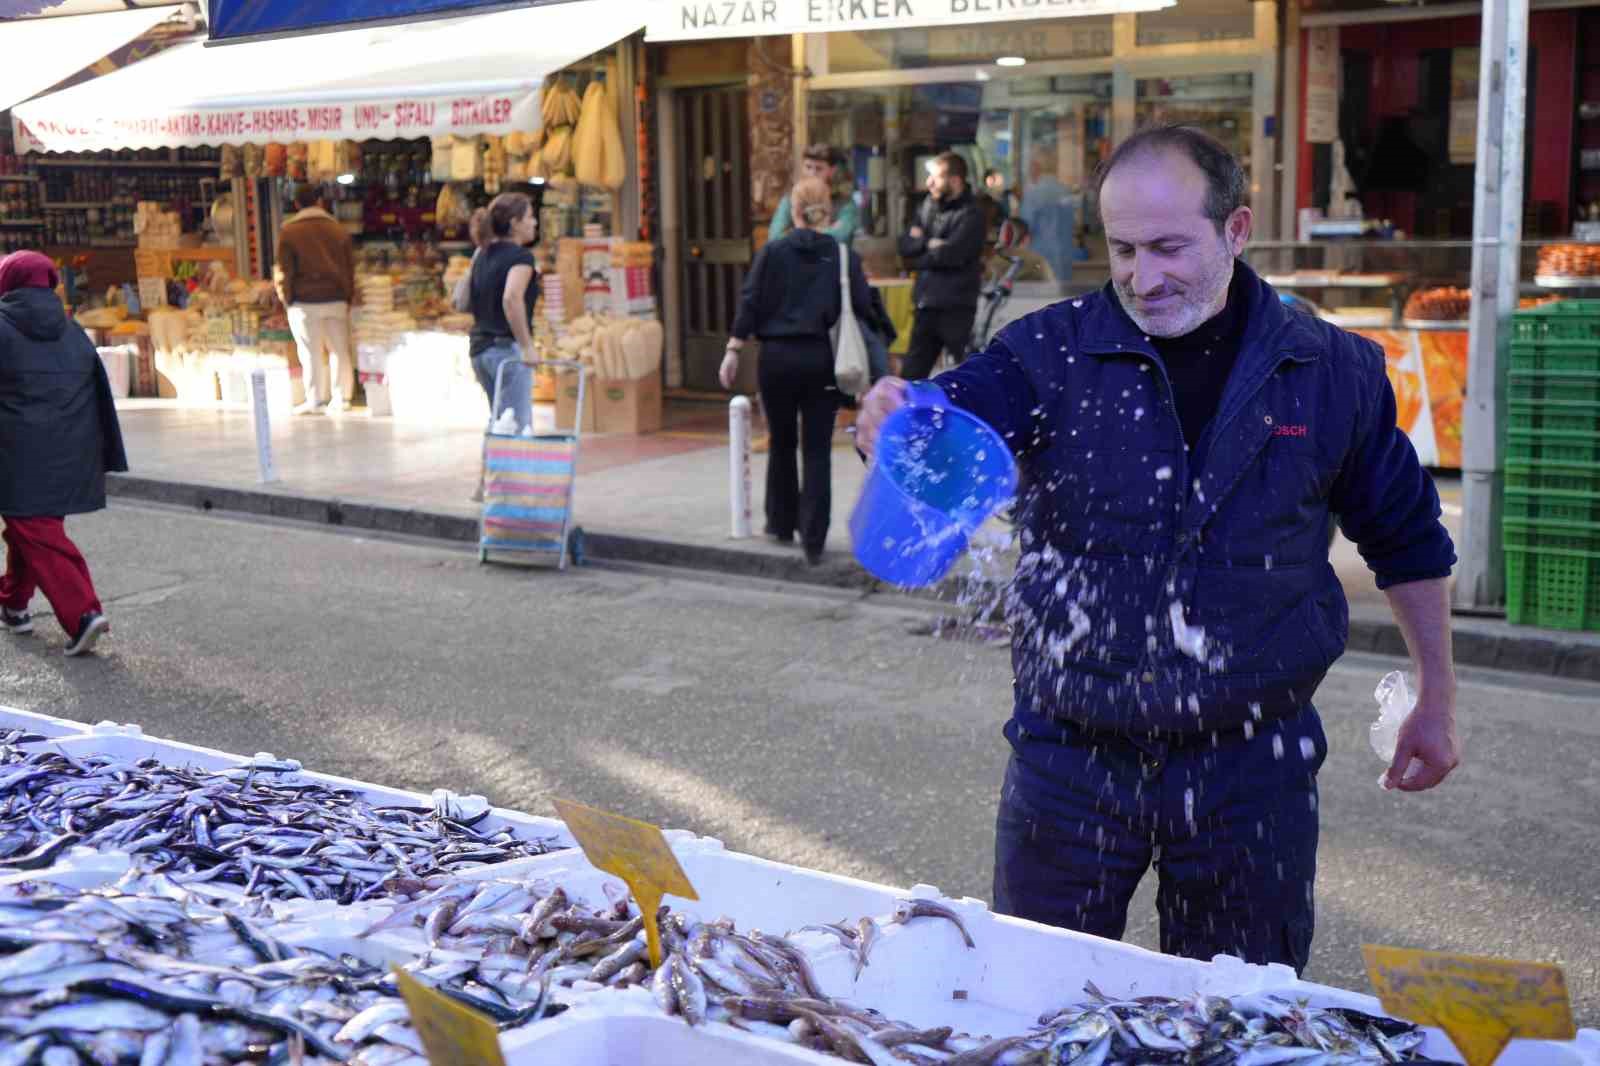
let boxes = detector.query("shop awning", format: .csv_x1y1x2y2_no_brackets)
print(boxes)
12,0,637,153
0,5,179,113
206,0,561,44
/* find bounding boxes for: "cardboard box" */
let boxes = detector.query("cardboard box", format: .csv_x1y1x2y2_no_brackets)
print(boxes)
554,369,597,434
593,371,662,435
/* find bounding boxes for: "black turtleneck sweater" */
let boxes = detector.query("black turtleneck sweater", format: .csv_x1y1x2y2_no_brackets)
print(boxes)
1144,271,1247,468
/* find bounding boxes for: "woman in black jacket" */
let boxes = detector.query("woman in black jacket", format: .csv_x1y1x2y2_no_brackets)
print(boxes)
0,251,128,656
720,178,877,566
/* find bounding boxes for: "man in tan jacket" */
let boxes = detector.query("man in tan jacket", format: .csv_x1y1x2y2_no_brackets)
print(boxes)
273,185,355,414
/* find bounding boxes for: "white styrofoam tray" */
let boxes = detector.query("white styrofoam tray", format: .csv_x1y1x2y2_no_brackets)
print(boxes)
0,709,573,852
4,707,1595,1064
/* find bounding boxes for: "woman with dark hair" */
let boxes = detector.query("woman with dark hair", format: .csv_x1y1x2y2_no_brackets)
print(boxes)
467,192,538,434
721,177,878,566
0,251,127,656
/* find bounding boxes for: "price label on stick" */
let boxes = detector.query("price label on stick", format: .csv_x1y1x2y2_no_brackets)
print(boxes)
1363,945,1576,1066
393,967,507,1066
550,797,699,968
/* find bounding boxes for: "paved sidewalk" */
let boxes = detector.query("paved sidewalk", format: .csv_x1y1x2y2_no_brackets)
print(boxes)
105,398,1600,680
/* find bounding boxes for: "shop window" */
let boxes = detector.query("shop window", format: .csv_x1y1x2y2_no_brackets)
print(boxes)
1135,72,1254,186
808,73,1112,278
1135,0,1255,47
822,19,1113,74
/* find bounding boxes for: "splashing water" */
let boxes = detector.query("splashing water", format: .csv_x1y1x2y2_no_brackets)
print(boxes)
1168,601,1207,662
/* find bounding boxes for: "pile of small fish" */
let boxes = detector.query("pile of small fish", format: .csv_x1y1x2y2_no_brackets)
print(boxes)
0,869,564,1064
0,733,562,902
1011,984,1448,1065
0,729,1448,1065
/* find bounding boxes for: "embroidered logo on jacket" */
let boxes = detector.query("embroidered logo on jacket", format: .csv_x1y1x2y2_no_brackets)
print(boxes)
1273,424,1309,437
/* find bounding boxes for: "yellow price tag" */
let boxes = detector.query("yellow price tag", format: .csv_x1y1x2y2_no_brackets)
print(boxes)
1363,945,1576,1066
550,797,699,969
393,967,508,1066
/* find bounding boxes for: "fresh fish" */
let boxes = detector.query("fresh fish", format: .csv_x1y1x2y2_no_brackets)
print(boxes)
854,917,879,979
891,898,976,949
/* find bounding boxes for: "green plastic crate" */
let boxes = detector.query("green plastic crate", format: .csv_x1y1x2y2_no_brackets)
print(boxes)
1506,459,1600,495
1503,544,1600,630
1504,486,1600,525
1511,301,1600,343
1508,337,1600,374
1506,397,1600,436
1502,516,1600,554
1507,369,1600,404
1506,427,1600,466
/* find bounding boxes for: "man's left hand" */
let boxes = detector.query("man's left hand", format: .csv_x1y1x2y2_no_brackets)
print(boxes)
1384,688,1460,791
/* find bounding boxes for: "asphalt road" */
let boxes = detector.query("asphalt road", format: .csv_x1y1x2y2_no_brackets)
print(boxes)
3,502,1597,1026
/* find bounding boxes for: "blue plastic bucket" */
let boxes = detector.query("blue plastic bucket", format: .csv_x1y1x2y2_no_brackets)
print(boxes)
850,383,1017,587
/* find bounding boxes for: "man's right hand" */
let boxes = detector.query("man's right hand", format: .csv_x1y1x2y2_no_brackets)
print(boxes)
856,376,908,458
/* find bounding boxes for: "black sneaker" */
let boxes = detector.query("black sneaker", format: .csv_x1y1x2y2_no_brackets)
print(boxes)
1,606,31,635
804,546,825,566
64,611,108,657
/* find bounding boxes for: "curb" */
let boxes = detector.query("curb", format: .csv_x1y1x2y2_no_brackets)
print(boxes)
108,474,1600,683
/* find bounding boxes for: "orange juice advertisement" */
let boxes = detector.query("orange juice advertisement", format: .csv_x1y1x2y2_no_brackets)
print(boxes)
1352,327,1465,468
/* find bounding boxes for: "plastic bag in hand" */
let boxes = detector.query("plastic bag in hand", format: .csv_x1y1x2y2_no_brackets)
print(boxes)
1370,670,1416,762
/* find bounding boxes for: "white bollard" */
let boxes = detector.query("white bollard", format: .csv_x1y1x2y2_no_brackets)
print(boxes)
729,395,752,539
250,368,278,484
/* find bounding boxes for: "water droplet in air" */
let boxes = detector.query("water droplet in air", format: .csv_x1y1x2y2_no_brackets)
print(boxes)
1299,736,1316,761
1272,735,1285,760
1155,466,1173,481
1264,554,1273,571
1243,721,1254,740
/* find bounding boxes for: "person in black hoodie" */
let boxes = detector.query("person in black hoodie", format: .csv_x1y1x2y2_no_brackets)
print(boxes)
721,178,878,566
898,152,987,380
0,251,128,657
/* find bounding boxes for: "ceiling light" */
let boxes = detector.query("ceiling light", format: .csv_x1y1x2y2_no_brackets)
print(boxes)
996,56,1027,67
336,173,356,186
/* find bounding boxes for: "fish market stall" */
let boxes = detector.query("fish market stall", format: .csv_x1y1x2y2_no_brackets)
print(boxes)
0,705,1594,1065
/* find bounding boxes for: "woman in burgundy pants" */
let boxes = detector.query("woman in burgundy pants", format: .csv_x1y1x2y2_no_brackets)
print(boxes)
0,251,127,656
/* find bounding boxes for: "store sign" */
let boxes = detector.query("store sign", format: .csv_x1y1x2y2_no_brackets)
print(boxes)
13,90,540,154
1303,25,1338,145
647,0,1171,42
1448,47,1479,165
206,0,563,43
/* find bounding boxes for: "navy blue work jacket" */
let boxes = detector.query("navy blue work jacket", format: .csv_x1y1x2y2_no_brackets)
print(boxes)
934,262,1454,738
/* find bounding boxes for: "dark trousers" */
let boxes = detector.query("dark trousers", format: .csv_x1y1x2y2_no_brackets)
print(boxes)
758,343,838,553
992,705,1327,974
1,516,103,637
901,306,977,381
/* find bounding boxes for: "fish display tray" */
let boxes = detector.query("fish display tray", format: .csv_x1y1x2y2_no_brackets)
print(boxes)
2,704,1597,1065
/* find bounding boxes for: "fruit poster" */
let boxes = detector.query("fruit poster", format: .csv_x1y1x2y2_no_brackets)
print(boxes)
1352,327,1469,469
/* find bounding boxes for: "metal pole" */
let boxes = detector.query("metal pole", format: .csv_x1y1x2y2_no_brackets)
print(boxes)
729,396,752,538
250,368,278,484
1455,0,1528,611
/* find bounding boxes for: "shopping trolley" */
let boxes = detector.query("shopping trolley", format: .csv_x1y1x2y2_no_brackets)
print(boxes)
478,357,588,569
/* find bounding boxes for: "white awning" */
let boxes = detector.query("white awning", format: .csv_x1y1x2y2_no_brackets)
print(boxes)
0,5,179,113
12,0,639,153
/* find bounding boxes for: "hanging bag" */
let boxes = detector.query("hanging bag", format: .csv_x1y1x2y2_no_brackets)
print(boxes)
831,240,870,396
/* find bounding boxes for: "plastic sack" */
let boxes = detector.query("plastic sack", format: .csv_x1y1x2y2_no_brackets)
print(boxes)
1370,670,1416,762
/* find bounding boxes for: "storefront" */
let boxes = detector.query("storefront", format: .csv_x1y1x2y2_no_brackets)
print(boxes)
8,1,663,434
645,0,1282,391
1255,0,1600,468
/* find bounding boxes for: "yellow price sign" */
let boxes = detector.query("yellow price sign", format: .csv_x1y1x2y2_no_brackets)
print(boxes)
393,967,507,1066
1363,945,1576,1066
550,797,699,969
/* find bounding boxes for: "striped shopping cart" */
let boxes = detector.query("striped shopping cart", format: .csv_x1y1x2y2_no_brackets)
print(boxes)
478,359,587,569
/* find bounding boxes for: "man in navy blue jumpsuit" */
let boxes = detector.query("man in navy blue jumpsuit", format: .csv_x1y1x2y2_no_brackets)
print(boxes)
856,126,1461,974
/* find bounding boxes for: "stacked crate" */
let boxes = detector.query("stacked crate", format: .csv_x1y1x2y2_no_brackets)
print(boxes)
1504,301,1600,629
